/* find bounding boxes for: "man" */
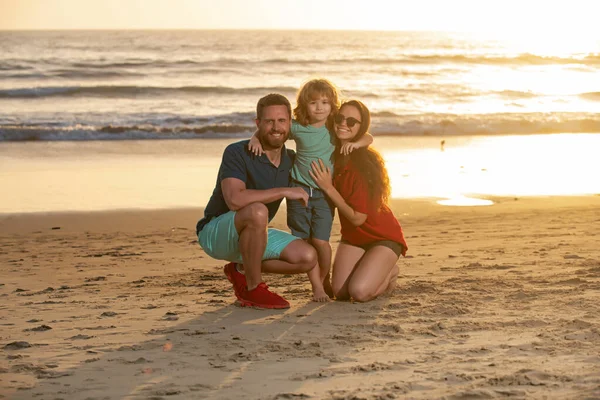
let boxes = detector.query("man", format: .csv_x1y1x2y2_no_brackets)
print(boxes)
196,93,317,309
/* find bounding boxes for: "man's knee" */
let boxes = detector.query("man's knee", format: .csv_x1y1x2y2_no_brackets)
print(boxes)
299,246,318,272
281,240,317,272
237,203,269,229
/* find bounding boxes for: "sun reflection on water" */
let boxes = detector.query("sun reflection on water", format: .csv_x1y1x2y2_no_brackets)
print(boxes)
383,133,600,206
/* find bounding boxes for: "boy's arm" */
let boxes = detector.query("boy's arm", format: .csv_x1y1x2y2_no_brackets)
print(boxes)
249,124,294,156
248,129,264,156
340,132,374,156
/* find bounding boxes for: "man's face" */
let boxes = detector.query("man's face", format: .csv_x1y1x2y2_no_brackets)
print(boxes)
255,105,291,150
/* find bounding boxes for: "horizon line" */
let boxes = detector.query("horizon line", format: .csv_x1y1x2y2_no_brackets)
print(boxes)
0,27,485,33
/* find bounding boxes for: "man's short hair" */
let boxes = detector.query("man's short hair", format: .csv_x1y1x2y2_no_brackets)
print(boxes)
256,93,292,120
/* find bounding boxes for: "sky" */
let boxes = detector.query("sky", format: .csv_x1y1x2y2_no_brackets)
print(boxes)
0,0,598,33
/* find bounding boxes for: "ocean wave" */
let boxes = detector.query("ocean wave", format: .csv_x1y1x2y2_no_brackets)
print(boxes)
216,53,600,67
0,85,298,99
202,53,600,67
374,114,600,136
98,124,251,135
580,92,600,101
0,123,255,141
1,70,144,80
8,83,581,102
0,84,577,101
3,52,598,75
401,53,600,66
2,113,599,141
496,90,539,99
0,64,33,71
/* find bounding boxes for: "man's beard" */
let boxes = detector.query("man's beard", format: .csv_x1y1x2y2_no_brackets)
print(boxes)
260,129,289,150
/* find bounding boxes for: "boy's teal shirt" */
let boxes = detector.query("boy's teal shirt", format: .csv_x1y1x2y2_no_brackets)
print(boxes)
289,120,335,188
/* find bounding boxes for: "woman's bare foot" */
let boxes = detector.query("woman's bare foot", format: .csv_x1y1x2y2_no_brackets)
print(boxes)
382,265,399,297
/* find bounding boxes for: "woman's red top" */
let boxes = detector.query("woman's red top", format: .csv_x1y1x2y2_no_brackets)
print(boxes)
333,158,408,256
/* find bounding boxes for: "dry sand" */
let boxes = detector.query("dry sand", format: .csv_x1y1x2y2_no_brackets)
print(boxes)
1,196,600,399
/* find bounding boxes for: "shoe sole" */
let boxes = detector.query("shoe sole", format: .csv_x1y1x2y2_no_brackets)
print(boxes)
237,299,290,309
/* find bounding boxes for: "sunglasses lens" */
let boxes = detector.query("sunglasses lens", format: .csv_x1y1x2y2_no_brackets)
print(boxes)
334,114,361,128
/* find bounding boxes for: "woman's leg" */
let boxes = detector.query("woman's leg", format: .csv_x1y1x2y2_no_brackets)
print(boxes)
331,242,365,300
347,245,399,302
376,263,399,296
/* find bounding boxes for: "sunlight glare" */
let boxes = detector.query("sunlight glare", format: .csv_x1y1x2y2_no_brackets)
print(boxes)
383,134,600,202
437,196,493,206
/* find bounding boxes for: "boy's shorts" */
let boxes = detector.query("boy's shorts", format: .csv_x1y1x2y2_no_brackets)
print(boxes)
198,211,299,263
287,181,334,241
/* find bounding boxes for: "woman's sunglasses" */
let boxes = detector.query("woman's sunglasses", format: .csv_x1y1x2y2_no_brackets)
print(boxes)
334,113,361,128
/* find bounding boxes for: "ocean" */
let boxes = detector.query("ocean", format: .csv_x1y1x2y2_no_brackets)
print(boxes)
1,30,599,142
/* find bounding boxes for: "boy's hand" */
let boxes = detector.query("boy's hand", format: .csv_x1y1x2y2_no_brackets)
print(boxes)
340,142,359,156
248,135,264,156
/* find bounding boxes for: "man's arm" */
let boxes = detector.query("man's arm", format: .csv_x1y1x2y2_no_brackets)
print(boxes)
222,178,308,210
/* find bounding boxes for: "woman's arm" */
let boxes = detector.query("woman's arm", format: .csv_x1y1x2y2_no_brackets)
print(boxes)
309,159,367,227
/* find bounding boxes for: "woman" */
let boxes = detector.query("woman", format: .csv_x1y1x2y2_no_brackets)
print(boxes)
309,100,408,302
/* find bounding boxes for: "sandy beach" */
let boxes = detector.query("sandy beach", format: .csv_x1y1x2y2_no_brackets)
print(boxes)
3,19,600,400
1,195,599,399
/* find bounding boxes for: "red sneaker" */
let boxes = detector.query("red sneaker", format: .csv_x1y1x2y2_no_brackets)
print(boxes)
238,283,290,309
223,262,246,300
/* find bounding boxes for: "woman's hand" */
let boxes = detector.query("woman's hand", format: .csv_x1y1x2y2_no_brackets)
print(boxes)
248,134,264,156
309,159,334,191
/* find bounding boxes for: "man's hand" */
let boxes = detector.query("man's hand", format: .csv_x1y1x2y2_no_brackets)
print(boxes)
285,187,309,207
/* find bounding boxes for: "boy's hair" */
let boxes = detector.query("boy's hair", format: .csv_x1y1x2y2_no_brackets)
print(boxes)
294,78,341,126
256,93,292,120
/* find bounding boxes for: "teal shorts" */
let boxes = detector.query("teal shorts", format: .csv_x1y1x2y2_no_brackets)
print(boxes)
198,211,299,263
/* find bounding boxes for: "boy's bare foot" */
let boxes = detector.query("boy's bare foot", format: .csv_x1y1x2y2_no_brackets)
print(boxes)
312,288,331,302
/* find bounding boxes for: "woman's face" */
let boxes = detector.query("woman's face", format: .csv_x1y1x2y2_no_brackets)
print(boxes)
334,104,362,143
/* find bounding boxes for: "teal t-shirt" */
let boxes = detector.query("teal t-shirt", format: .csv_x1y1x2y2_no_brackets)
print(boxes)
290,120,335,188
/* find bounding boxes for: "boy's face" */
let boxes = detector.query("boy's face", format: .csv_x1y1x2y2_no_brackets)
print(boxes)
255,105,290,150
306,94,332,126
